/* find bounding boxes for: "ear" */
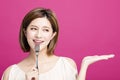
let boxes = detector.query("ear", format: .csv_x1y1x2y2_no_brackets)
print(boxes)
50,32,57,40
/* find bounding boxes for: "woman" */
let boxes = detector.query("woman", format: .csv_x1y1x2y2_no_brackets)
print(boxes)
2,7,114,80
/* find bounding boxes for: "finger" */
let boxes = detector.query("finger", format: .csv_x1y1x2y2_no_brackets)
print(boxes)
99,54,115,60
107,54,115,58
32,67,39,72
32,68,39,76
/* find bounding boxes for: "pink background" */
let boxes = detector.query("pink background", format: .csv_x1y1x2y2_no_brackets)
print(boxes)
0,0,120,79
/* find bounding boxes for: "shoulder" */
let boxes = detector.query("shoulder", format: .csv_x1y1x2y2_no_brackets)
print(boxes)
63,57,77,70
2,65,13,80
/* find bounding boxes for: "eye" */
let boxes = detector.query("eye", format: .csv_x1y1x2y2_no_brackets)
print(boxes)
43,29,49,32
30,28,37,30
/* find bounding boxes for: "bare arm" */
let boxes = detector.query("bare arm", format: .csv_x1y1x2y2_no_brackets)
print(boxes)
77,54,115,80
2,66,12,80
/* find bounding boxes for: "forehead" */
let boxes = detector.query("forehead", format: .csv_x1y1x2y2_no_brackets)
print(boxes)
29,17,52,28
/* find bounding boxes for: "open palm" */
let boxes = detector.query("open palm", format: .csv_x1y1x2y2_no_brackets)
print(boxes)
82,54,115,66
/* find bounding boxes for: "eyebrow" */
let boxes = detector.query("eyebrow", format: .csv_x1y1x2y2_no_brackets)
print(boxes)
42,26,50,29
30,25,38,28
30,25,51,29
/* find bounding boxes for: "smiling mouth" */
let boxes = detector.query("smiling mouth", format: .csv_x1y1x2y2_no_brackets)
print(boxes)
33,40,44,45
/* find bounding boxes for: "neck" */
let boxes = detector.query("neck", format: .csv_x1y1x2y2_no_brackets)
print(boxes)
28,48,52,63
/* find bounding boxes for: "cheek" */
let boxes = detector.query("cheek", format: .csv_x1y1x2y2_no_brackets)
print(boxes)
26,31,35,46
43,33,53,41
26,31,35,39
26,31,36,49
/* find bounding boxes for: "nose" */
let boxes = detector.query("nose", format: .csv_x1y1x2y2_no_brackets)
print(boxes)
35,30,42,38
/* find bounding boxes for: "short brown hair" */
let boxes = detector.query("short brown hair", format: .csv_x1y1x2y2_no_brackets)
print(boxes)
19,7,59,56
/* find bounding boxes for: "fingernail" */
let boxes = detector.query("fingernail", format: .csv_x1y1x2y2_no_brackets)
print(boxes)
33,69,35,71
110,54,115,58
31,77,35,80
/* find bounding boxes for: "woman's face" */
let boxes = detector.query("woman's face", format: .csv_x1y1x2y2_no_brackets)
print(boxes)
25,17,56,52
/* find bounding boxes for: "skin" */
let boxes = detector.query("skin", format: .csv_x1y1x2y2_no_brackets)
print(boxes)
2,17,115,80
25,17,56,52
78,54,115,80
24,17,57,79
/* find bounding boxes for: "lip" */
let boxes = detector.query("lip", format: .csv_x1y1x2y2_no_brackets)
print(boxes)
33,40,44,45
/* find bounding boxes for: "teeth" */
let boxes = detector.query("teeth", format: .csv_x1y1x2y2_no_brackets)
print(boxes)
33,40,44,44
